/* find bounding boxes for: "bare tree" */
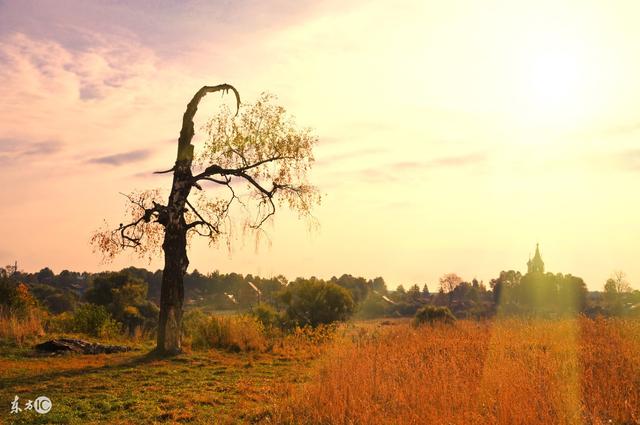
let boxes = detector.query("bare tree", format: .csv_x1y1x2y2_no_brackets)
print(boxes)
605,270,631,294
439,273,463,293
92,85,319,354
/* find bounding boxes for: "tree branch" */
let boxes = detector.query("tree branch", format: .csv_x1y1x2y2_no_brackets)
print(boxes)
112,194,167,248
192,155,295,182
185,198,219,236
179,84,241,155
153,166,175,174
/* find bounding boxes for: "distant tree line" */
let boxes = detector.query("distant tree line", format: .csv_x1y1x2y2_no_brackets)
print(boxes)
1,263,639,337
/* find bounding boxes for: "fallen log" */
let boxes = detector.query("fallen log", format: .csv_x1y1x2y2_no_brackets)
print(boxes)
35,338,131,355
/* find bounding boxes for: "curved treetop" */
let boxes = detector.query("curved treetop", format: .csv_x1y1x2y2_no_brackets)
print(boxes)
92,86,319,261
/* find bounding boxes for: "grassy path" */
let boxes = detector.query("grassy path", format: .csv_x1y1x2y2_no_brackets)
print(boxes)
0,344,316,424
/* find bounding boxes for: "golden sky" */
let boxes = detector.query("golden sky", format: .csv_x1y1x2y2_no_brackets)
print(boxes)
1,0,639,290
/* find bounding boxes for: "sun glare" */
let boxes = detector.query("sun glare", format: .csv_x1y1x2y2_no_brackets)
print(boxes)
510,37,595,131
527,52,582,115
493,2,622,137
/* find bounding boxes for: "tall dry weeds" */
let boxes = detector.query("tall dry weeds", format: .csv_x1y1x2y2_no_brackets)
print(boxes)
272,318,640,425
0,307,45,346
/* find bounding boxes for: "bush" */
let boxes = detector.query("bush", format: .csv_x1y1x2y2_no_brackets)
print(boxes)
45,311,73,333
119,301,159,335
280,280,355,327
251,303,281,329
84,271,158,334
182,308,208,336
413,305,456,326
70,304,121,338
356,293,390,319
183,310,266,352
273,323,338,358
0,306,45,345
391,301,423,317
0,280,45,345
0,279,37,318
44,292,77,314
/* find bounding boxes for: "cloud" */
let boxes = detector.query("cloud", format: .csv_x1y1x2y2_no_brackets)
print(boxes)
87,149,152,166
314,148,385,167
390,152,488,171
616,149,640,171
0,138,21,154
0,0,340,62
0,31,191,175
0,138,63,165
22,141,63,156
430,152,487,167
356,151,488,184
602,122,640,137
358,167,396,184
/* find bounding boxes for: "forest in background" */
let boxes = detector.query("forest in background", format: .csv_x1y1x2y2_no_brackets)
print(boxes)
2,259,639,344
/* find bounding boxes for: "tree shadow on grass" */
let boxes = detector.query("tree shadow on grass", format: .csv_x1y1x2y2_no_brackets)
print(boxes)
0,349,185,389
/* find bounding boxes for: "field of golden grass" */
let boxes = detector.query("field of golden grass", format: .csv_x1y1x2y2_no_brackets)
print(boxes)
1,317,638,424
273,318,640,425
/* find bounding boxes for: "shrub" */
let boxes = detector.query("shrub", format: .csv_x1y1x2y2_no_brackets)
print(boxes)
70,304,121,338
356,294,389,319
413,305,456,326
0,306,45,345
391,301,423,317
0,281,45,345
279,280,355,327
182,308,208,336
45,311,74,333
0,279,38,318
44,292,77,314
272,323,338,359
251,303,281,329
183,311,266,352
84,271,158,334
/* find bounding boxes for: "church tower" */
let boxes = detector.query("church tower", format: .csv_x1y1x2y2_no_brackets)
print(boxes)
527,243,545,274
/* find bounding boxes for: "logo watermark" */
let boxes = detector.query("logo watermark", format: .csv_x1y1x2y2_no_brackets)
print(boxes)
33,396,52,414
10,395,51,415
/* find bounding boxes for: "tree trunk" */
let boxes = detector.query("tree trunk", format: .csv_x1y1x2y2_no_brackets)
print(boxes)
155,84,240,355
156,163,191,354
156,231,189,354
156,168,191,354
157,241,186,354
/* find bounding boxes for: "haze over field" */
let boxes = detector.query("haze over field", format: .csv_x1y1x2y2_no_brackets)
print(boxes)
2,0,640,290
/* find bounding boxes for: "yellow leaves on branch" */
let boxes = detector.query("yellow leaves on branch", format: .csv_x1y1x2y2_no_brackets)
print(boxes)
194,91,320,233
90,189,164,263
199,93,319,197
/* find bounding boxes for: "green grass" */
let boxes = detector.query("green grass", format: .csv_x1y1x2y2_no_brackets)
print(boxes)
0,341,318,424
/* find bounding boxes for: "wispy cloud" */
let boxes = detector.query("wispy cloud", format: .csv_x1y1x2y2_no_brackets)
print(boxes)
601,121,640,137
616,149,640,171
0,138,63,165
389,152,488,171
0,0,339,63
87,149,152,166
24,141,63,156
357,151,489,183
315,148,385,167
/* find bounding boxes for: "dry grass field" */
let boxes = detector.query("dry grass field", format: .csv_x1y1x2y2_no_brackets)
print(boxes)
1,317,639,424
273,318,640,425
